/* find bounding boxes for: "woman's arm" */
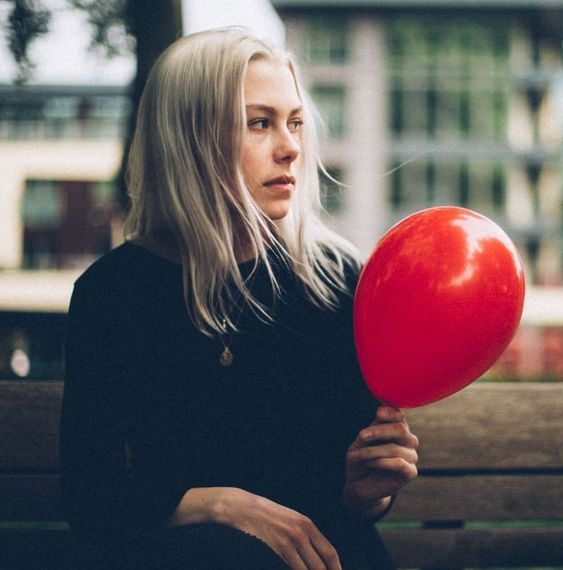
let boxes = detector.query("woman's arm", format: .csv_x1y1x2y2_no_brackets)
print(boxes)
168,486,343,570
60,278,185,534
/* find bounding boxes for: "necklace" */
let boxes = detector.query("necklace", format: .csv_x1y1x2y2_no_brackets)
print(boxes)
218,306,244,367
219,322,234,366
218,270,257,366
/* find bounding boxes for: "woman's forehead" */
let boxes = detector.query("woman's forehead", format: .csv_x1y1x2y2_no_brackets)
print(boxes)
244,59,301,110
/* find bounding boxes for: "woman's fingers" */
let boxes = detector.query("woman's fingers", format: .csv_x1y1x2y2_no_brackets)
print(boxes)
358,421,419,449
348,442,418,465
233,491,342,570
281,516,341,570
365,457,418,481
308,524,342,570
375,405,405,423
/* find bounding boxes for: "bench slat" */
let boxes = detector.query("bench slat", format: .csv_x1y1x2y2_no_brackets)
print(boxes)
388,474,563,521
5,473,563,523
0,382,62,469
3,382,563,471
380,527,563,568
406,382,563,471
0,475,61,521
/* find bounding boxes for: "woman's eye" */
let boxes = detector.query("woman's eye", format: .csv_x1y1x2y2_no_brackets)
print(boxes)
248,118,269,130
288,119,304,132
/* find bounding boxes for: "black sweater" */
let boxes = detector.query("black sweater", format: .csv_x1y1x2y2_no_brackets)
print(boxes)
60,242,393,569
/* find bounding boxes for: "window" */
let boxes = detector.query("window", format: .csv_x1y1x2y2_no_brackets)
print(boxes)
388,20,509,141
389,160,507,217
303,16,348,64
387,20,512,266
22,179,118,270
23,180,63,229
0,89,130,140
320,166,345,214
311,84,347,139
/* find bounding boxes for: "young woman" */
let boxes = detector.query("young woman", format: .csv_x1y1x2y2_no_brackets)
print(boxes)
60,28,419,570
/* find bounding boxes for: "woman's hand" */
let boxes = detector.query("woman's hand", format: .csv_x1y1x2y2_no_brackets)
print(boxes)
168,486,342,569
343,405,419,519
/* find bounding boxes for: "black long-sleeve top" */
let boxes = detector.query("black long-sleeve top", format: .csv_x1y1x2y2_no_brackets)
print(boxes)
59,242,393,569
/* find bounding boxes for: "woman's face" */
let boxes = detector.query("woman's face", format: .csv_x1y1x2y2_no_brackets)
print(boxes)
241,59,302,220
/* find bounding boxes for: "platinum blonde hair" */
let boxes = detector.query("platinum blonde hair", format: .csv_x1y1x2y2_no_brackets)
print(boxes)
125,27,360,335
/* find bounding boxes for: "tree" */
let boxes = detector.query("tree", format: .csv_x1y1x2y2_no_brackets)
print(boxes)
6,0,51,84
4,0,183,211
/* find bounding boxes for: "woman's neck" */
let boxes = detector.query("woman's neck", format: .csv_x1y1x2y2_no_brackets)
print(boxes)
131,234,182,264
132,233,257,265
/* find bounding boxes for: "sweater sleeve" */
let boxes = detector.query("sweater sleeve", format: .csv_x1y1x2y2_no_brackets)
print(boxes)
59,277,185,538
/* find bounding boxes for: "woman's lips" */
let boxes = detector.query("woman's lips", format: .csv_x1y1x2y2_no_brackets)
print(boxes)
264,175,295,191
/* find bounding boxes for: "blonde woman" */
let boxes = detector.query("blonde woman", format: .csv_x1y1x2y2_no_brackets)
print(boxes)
60,28,419,570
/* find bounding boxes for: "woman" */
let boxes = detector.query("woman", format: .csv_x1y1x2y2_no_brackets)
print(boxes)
60,28,419,569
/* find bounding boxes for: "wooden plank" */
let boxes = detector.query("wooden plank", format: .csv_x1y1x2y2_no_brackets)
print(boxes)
387,474,563,521
380,527,563,568
2,381,563,471
7,473,563,524
405,383,563,471
0,381,62,469
0,475,61,520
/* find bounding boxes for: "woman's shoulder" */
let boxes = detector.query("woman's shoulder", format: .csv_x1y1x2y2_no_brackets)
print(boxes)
72,242,181,310
76,242,179,287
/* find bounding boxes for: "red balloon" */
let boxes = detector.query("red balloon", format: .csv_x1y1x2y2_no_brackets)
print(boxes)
354,207,525,408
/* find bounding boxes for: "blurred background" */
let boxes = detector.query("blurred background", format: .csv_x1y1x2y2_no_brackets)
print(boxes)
1,0,563,383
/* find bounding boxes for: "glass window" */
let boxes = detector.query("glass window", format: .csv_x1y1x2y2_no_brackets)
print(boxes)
401,90,427,136
311,84,347,139
388,159,507,218
23,180,63,229
320,166,345,214
389,160,429,211
22,179,117,270
388,19,509,142
387,17,512,250
303,16,348,64
0,89,130,140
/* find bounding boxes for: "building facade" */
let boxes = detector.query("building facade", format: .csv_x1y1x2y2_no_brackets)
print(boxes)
0,84,129,378
275,1,563,280
274,0,563,379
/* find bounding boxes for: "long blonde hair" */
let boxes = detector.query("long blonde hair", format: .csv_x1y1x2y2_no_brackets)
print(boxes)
125,27,360,335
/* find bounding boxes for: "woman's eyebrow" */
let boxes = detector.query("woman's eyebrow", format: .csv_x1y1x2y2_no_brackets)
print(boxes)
246,104,303,116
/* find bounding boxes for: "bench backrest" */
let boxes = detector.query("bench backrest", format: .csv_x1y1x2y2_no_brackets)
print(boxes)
383,382,563,568
1,381,563,568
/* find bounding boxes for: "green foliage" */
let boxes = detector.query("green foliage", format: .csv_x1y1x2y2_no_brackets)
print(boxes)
6,0,51,83
68,0,132,57
4,0,134,84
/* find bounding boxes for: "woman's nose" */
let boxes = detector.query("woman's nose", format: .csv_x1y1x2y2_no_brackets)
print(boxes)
274,129,300,163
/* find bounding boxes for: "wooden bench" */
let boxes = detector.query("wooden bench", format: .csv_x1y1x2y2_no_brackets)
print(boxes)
1,381,563,569
381,382,563,568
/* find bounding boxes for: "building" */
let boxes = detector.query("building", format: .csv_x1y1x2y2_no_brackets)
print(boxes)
0,84,130,378
273,0,563,379
274,1,563,277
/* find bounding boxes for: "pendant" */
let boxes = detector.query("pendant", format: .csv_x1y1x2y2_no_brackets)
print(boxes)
219,346,233,367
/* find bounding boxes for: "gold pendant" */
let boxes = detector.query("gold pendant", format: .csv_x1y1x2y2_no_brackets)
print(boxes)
219,346,233,366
